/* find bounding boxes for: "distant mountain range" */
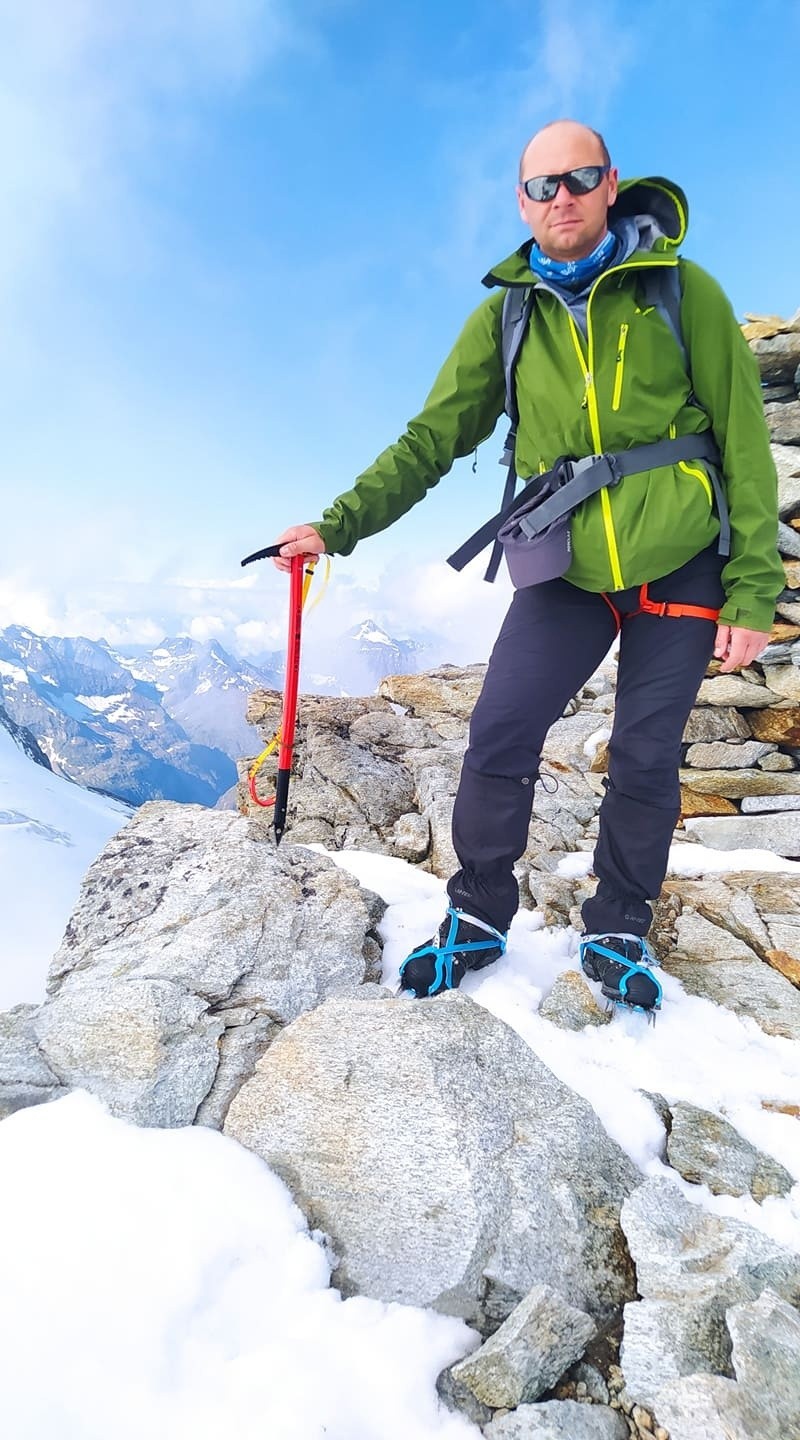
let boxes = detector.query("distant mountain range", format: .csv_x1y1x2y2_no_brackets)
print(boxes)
117,635,284,759
0,627,238,808
0,620,429,808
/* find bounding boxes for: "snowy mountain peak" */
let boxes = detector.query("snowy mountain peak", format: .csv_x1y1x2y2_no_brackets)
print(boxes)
341,619,424,688
352,619,392,645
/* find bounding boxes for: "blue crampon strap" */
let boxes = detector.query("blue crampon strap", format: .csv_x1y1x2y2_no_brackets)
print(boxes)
399,907,507,996
578,936,663,1012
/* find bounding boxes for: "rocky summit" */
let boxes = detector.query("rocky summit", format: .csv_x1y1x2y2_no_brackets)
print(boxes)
224,993,638,1330
4,660,799,1439
2,314,800,1440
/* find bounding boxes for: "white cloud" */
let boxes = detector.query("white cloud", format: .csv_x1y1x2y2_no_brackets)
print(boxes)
0,577,61,637
537,0,638,113
188,614,227,643
0,0,296,301
430,0,640,274
0,550,513,673
0,577,168,649
101,617,167,648
235,619,283,655
369,558,512,661
166,573,260,592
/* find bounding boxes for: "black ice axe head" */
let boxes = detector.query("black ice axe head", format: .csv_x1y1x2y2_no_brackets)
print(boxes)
241,544,283,566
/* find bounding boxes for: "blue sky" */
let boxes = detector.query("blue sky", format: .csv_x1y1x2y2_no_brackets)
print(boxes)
1,0,798,663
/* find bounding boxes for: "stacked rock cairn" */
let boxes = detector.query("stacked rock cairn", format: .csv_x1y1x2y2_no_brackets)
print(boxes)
667,309,800,858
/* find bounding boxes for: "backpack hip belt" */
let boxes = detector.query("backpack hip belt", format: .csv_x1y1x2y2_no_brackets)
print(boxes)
447,429,728,576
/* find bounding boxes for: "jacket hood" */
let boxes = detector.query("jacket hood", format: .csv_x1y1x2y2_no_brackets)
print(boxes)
483,175,689,289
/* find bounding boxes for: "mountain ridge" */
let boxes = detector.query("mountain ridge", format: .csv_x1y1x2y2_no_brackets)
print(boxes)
0,620,432,809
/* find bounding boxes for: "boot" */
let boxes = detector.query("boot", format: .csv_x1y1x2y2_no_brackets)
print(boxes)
399,907,507,998
579,932,662,1012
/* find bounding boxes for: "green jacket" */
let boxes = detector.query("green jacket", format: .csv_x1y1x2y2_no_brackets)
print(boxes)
313,177,783,633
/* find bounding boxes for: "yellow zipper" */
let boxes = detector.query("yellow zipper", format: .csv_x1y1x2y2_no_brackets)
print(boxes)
611,323,629,412
669,423,712,503
566,313,592,410
679,461,712,503
567,306,624,589
586,280,625,588
563,259,679,592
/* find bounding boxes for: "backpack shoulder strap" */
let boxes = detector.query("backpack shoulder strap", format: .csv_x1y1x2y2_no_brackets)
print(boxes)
640,261,731,553
501,285,535,425
486,287,534,582
641,263,688,373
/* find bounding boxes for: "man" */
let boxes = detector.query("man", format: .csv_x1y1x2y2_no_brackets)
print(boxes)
272,120,782,1012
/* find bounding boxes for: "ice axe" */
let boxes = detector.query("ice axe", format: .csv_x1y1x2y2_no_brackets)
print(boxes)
240,544,315,845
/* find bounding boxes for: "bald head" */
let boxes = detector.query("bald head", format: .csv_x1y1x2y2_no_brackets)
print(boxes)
519,120,610,183
515,119,618,263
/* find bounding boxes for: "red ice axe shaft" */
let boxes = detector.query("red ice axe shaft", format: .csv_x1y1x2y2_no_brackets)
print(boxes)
272,554,304,844
240,544,307,845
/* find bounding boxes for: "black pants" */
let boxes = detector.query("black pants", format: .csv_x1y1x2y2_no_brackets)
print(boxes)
447,546,725,937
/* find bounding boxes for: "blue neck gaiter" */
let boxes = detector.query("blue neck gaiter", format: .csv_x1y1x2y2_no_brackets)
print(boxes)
528,227,621,290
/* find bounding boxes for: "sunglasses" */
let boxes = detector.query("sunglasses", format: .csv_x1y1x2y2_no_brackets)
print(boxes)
521,166,610,203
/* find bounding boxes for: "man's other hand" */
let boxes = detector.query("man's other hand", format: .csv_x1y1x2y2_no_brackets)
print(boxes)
713,624,771,674
271,526,326,573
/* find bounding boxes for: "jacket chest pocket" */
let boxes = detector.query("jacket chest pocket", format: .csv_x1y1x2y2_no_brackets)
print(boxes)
611,322,629,411
603,302,689,421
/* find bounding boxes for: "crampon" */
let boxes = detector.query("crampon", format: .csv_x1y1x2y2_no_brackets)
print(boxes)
579,932,662,1021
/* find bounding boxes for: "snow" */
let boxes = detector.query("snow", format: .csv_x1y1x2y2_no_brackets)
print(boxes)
667,843,800,877
120,659,156,683
107,703,139,725
0,658,27,684
317,847,800,1255
0,1093,478,1440
76,693,129,713
354,620,392,645
0,721,129,1009
55,693,141,727
582,725,611,760
557,843,800,880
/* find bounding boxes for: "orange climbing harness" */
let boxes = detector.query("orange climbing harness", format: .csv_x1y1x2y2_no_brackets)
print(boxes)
633,584,721,623
602,583,721,633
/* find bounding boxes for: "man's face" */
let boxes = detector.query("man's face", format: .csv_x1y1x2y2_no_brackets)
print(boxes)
517,125,618,263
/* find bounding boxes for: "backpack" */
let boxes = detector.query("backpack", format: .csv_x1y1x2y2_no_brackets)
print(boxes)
478,264,726,583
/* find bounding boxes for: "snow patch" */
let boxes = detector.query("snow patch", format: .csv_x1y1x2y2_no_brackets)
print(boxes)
582,726,611,760
556,844,800,880
0,1094,479,1440
106,704,139,725
76,693,128,713
0,659,27,684
0,721,128,1008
